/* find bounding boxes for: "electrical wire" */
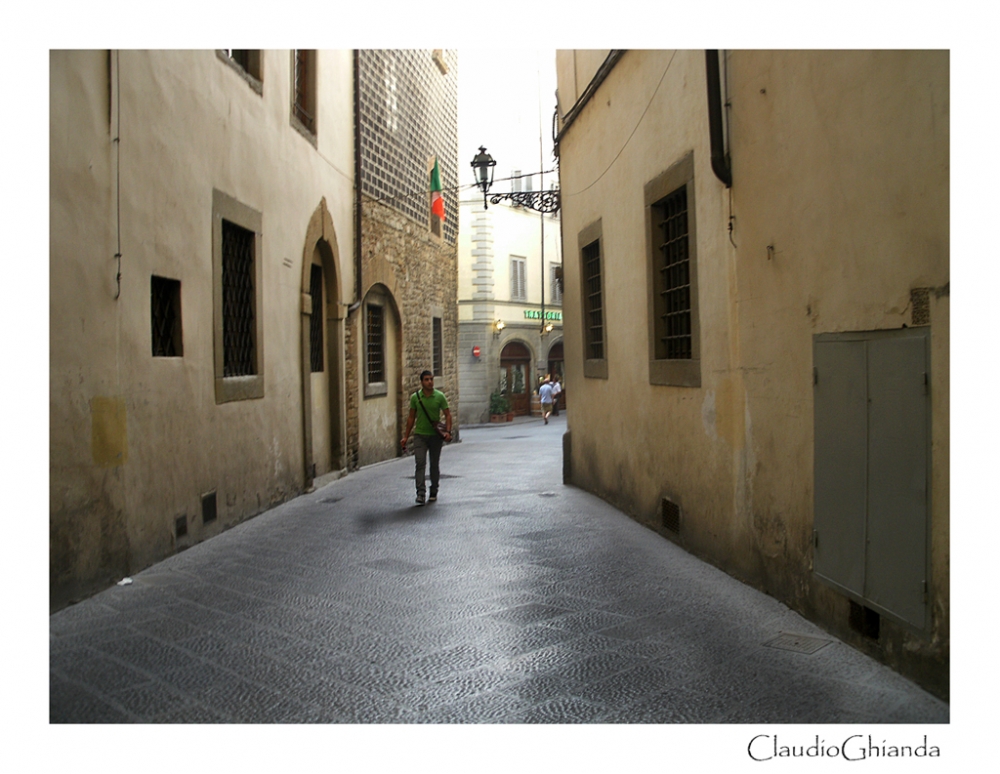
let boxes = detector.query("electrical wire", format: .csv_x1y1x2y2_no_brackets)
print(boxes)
562,50,677,198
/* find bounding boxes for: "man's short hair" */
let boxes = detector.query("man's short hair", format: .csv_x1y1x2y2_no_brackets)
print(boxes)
420,370,433,380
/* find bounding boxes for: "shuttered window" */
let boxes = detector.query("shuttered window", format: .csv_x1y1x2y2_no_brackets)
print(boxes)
510,256,526,301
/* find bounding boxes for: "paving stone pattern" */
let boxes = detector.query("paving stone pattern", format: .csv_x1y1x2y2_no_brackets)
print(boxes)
50,415,949,724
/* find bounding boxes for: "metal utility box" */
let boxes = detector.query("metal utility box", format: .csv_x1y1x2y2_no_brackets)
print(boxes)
813,328,930,631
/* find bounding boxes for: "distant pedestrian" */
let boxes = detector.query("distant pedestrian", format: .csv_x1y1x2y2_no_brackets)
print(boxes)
539,377,554,424
401,370,452,505
550,375,562,416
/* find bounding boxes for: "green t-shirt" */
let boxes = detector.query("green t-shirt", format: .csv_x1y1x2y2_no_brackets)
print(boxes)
410,389,449,436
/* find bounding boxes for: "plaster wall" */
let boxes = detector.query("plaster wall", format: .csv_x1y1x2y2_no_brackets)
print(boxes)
556,49,948,696
559,49,737,558
50,50,355,608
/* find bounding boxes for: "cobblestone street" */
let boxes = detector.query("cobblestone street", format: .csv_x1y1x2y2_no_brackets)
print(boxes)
50,415,947,729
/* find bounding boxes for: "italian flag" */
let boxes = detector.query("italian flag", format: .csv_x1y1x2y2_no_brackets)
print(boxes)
430,158,445,221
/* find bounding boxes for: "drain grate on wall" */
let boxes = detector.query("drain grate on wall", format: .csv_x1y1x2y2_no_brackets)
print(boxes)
763,632,833,655
662,497,681,533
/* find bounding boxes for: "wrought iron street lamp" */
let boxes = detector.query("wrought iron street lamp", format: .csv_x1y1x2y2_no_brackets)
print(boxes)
471,146,560,214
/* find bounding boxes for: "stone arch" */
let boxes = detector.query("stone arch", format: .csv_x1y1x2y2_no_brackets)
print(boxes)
301,198,347,486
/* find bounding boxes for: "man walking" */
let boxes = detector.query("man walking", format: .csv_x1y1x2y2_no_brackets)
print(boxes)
401,370,452,505
539,376,554,425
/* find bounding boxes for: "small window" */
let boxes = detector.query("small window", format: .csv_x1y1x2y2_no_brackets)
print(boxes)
151,276,182,357
511,256,527,301
432,317,443,376
366,303,385,384
309,264,324,372
217,50,262,94
225,50,261,80
550,262,563,306
292,50,316,135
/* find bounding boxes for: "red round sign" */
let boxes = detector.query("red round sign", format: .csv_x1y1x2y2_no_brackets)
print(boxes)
472,346,481,358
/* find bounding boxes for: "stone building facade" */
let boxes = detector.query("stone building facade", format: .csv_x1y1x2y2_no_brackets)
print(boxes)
49,49,458,610
50,50,357,609
555,50,949,698
348,50,459,466
457,195,563,425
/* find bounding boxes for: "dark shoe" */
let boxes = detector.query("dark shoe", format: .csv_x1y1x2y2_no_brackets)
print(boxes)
428,491,438,502
415,494,425,506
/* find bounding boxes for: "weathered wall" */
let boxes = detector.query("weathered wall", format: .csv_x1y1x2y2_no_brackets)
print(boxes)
50,50,355,609
556,49,949,697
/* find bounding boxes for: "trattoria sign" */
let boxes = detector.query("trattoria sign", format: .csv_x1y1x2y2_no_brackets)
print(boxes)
523,310,562,321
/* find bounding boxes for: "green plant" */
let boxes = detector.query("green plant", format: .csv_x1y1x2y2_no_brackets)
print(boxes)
489,389,510,415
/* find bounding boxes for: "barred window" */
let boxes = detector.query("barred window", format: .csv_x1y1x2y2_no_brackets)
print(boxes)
432,317,443,376
366,303,385,384
510,256,527,301
582,240,604,361
654,185,691,360
645,152,700,387
293,50,316,134
151,276,182,357
309,264,324,372
222,220,256,377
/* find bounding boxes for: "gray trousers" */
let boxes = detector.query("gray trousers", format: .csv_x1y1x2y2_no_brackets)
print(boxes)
411,433,444,496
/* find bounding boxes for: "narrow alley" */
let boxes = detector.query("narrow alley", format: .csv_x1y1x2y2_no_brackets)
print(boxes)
50,415,948,725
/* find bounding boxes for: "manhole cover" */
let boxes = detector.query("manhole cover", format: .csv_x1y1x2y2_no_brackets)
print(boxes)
504,435,530,439
538,492,558,498
763,632,832,655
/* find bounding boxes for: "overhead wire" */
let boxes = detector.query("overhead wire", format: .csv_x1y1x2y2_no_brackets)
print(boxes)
562,50,677,198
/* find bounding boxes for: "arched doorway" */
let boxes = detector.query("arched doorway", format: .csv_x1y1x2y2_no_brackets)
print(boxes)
301,199,345,486
547,340,564,381
500,341,533,416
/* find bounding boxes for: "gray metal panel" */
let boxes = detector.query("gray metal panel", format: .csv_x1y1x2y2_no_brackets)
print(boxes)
813,339,868,596
865,334,928,630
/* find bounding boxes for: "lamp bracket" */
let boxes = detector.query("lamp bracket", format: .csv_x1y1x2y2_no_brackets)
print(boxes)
486,189,561,214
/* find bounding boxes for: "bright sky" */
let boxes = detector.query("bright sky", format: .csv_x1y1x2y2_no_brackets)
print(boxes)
458,49,557,199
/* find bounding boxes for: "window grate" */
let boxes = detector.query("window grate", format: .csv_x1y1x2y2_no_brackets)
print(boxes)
583,240,604,360
222,220,256,377
366,304,385,384
309,264,324,372
151,276,182,357
656,186,692,360
432,317,443,376
293,50,315,132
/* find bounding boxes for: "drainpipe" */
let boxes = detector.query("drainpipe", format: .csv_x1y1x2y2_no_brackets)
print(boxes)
350,49,363,313
705,50,732,188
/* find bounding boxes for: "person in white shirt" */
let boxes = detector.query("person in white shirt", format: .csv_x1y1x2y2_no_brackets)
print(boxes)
550,375,562,416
